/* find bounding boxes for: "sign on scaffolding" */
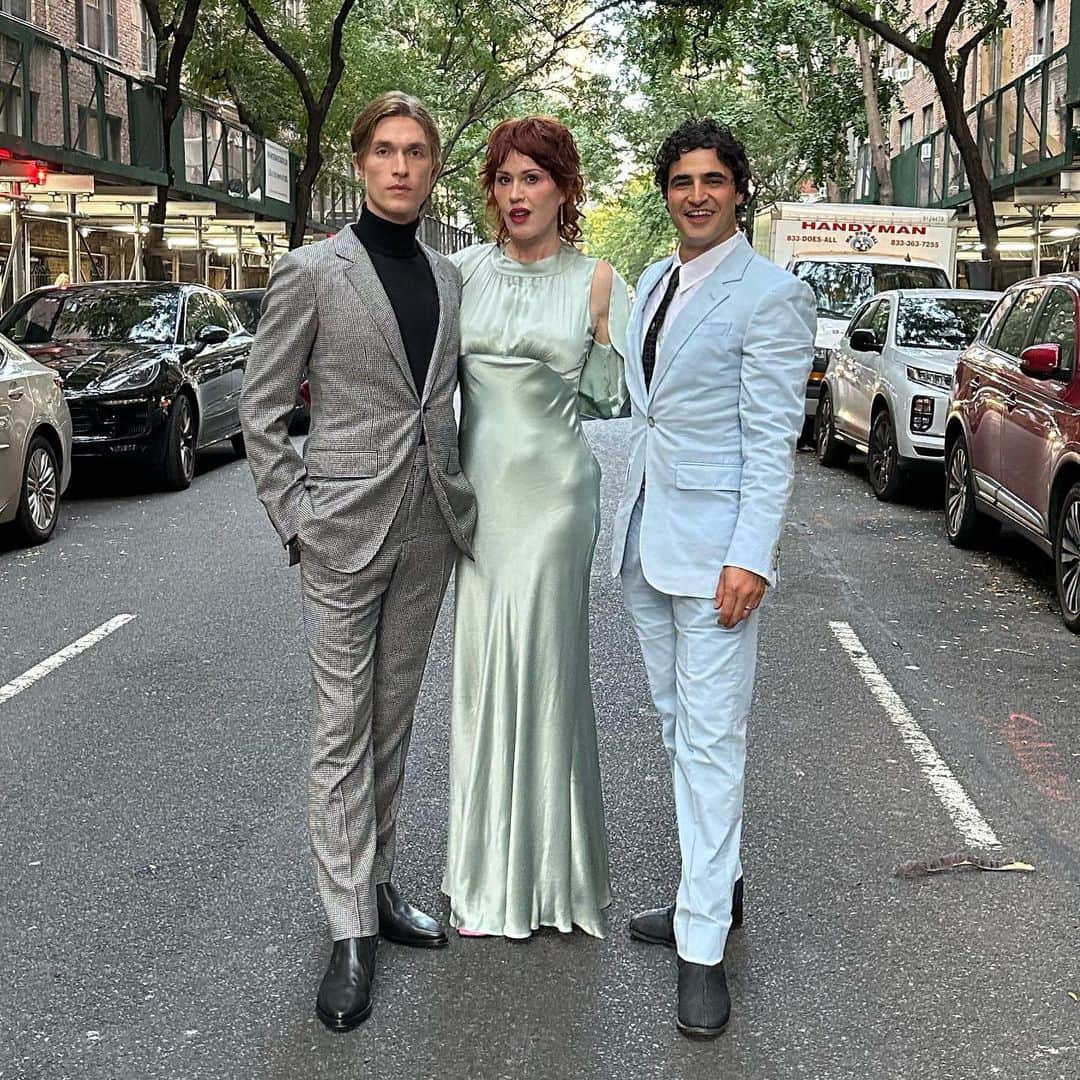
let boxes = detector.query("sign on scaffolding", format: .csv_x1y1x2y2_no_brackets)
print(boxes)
264,141,291,204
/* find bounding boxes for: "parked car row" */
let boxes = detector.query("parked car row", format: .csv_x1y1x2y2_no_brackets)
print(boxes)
0,280,265,549
815,274,1080,632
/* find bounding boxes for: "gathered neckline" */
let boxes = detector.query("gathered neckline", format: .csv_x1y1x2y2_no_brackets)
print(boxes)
489,242,580,278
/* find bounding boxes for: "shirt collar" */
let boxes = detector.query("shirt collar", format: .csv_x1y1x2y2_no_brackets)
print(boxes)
673,231,742,292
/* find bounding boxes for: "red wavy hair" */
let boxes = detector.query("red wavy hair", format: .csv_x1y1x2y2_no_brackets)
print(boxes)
480,116,586,244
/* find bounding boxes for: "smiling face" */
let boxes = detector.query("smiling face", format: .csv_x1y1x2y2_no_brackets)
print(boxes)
492,150,564,248
664,148,744,259
354,116,437,224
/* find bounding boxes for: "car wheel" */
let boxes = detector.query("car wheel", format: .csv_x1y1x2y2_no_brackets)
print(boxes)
945,434,997,548
1053,482,1080,633
163,394,196,491
815,387,850,467
14,435,60,544
867,409,905,501
230,431,246,458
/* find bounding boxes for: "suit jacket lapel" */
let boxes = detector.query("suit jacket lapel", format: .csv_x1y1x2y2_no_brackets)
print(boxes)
628,257,674,409
419,243,453,406
648,236,755,401
335,228,417,400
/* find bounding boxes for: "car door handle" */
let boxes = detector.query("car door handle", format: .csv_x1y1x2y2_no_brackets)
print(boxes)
7,384,24,400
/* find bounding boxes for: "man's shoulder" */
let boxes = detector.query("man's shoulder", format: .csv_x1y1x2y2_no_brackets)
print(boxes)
272,234,338,276
742,249,798,289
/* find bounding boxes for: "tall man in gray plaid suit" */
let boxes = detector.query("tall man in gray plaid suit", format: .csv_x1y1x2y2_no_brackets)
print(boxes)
240,92,476,1032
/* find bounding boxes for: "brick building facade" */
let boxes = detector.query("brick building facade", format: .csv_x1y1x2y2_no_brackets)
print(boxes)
886,0,1071,153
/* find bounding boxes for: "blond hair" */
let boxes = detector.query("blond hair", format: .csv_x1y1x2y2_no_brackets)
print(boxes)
350,92,442,175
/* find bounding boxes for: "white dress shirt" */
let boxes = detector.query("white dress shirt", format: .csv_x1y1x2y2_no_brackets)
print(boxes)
641,231,743,353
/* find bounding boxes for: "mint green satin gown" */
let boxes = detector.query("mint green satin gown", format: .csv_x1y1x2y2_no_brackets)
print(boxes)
442,242,630,938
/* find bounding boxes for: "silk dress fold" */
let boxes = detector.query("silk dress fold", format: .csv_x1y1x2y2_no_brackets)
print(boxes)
442,242,630,938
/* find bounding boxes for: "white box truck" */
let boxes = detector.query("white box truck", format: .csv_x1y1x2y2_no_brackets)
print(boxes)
753,202,959,443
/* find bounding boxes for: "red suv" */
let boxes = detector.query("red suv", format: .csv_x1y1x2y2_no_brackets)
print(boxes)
945,273,1080,631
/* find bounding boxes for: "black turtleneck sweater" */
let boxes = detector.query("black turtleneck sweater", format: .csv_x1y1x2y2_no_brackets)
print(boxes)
352,206,438,398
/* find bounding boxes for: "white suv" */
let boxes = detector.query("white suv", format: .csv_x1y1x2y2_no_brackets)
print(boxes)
814,289,1000,500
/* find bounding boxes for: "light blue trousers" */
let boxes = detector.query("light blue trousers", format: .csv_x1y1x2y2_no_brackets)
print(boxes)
620,498,759,966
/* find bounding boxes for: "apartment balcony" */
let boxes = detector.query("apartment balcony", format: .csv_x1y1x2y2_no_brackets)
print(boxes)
884,46,1075,209
0,11,298,224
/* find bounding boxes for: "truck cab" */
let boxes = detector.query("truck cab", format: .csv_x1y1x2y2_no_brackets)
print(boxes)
752,202,959,445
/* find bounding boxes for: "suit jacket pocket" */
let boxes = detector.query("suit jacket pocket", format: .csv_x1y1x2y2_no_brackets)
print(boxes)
305,448,378,479
675,461,742,491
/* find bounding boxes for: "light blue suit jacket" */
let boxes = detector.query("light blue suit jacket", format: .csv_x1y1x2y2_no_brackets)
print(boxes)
610,234,816,598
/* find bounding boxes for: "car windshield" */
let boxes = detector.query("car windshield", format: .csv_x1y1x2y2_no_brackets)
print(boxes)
801,262,951,320
0,288,179,345
895,296,996,349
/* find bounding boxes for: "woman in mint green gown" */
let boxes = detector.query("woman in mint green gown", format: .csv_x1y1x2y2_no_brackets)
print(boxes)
442,118,630,938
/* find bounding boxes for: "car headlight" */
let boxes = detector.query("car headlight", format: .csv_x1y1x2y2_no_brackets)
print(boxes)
906,365,952,391
93,360,162,394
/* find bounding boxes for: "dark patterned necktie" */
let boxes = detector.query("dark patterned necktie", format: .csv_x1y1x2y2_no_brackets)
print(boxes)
642,267,680,392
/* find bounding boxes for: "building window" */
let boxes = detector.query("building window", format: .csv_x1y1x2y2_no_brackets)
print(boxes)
140,7,156,73
1034,0,1055,55
75,0,119,58
76,105,122,159
899,115,914,150
922,104,934,138
0,1,31,21
283,0,301,22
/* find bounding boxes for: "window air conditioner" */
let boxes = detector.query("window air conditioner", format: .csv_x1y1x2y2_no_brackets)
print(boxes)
1024,52,1045,72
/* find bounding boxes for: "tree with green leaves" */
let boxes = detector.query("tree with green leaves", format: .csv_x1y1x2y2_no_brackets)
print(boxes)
230,0,357,250
583,174,676,284
187,0,627,244
824,0,1009,277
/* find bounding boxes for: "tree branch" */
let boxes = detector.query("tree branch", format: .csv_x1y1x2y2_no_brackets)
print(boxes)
829,2,930,67
236,0,317,113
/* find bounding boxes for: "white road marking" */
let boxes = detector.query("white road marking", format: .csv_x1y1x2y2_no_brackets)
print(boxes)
0,614,136,706
829,620,1002,850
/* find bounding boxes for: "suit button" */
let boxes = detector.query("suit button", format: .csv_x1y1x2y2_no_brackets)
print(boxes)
647,416,655,427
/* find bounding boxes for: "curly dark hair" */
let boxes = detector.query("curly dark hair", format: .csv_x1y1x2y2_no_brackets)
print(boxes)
653,119,753,210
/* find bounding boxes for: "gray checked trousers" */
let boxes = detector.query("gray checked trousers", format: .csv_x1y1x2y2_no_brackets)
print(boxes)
300,446,456,939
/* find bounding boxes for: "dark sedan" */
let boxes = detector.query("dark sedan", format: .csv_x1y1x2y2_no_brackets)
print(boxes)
0,282,252,490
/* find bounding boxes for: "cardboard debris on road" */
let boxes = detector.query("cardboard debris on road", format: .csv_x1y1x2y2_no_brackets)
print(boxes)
895,851,1035,878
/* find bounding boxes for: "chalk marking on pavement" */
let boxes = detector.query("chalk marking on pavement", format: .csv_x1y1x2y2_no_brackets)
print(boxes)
829,620,1002,850
0,614,137,706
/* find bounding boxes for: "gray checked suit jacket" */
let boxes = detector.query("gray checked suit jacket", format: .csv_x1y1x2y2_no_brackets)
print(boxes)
239,226,477,574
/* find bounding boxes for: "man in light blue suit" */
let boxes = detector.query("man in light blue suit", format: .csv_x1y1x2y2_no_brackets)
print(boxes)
611,119,815,1038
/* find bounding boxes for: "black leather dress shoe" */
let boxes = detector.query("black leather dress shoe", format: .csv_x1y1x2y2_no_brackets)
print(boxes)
376,882,448,948
316,936,377,1032
628,876,744,947
677,958,731,1037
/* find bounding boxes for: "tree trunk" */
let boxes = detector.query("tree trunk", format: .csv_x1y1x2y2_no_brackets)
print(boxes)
145,83,182,281
929,58,1000,280
856,30,893,204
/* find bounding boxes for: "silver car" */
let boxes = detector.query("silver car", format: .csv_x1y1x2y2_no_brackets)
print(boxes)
0,335,72,544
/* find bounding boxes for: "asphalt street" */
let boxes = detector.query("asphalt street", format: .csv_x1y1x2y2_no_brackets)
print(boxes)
2,424,1078,1080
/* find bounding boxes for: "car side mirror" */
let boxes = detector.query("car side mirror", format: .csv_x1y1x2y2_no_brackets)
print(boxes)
1019,342,1063,379
195,325,230,347
850,328,881,353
